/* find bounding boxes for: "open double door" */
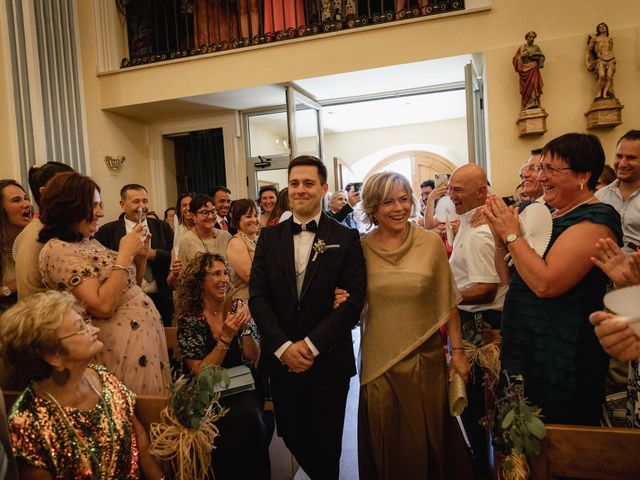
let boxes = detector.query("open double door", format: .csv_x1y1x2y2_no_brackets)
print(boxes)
245,86,324,198
244,60,486,199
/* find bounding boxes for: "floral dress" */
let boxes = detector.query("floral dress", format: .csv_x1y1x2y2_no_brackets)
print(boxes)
9,365,140,479
40,238,169,396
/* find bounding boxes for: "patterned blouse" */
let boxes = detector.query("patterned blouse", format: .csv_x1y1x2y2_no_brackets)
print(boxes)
177,312,259,372
9,365,140,479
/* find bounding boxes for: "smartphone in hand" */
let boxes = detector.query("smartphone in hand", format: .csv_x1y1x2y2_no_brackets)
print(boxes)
435,173,450,188
137,207,147,242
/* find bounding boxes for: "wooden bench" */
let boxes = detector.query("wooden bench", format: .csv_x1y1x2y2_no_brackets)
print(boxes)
529,424,640,479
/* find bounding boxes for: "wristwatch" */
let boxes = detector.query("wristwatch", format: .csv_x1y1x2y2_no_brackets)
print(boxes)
505,233,520,245
1,285,11,297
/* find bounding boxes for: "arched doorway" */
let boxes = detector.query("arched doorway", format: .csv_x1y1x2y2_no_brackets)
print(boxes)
363,150,457,194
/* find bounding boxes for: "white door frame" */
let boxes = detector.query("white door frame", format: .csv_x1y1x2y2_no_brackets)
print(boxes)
146,112,245,212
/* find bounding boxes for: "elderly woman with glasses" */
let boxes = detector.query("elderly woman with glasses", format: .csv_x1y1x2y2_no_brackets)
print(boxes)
484,133,622,425
175,252,270,479
167,194,232,289
1,290,164,480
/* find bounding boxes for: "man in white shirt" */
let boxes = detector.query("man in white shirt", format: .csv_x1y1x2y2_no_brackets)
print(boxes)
94,184,174,325
250,156,366,479
596,130,640,255
449,163,507,479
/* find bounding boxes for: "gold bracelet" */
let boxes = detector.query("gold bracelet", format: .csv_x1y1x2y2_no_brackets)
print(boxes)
112,264,132,271
215,343,230,351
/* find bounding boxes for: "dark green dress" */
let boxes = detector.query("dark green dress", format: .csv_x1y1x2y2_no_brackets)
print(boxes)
501,203,622,425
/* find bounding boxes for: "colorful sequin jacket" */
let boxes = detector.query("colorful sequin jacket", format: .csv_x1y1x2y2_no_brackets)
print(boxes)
9,364,140,479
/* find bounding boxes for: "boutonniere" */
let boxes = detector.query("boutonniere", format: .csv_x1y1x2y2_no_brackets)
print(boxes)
312,239,340,261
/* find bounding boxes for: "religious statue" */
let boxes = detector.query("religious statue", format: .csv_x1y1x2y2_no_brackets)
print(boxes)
513,31,545,110
585,22,616,100
584,22,623,129
513,31,548,136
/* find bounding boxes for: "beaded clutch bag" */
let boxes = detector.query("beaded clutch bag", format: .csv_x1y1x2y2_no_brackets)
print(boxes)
448,372,468,416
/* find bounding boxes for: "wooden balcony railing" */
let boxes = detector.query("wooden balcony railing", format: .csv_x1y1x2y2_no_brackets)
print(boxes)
118,0,465,68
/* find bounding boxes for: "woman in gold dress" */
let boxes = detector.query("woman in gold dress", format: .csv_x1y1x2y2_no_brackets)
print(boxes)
358,172,472,479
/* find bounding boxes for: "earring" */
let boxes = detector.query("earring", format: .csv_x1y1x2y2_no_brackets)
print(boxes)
580,182,584,191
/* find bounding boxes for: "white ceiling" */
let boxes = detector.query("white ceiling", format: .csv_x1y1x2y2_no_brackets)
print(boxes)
249,89,466,138
110,54,472,132
294,54,471,100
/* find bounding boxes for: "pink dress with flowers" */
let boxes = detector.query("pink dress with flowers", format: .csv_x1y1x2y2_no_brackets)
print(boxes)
40,238,169,396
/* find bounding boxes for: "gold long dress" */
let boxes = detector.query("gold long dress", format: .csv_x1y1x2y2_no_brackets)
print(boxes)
358,223,473,479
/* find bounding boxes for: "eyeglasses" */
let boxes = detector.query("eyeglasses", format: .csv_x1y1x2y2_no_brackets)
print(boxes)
532,164,573,175
196,209,216,217
58,316,93,341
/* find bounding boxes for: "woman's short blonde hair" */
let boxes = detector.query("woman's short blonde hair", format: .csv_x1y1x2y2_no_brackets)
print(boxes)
0,290,83,381
361,172,416,226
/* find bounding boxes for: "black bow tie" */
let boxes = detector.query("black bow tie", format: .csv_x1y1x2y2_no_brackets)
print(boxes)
292,220,318,235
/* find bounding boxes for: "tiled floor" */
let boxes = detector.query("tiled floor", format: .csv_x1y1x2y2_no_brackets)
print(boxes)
294,328,361,480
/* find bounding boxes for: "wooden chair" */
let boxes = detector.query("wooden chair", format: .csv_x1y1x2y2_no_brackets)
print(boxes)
164,326,179,362
529,424,640,479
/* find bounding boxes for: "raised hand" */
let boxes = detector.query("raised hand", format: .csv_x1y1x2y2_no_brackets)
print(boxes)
483,195,520,243
591,238,640,287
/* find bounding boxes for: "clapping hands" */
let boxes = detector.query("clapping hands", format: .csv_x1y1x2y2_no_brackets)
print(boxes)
591,238,640,287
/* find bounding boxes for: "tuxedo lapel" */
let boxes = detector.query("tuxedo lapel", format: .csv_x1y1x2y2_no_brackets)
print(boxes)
299,213,332,301
281,219,298,298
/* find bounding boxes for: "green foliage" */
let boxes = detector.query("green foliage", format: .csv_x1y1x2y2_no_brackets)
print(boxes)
170,365,230,430
483,373,547,465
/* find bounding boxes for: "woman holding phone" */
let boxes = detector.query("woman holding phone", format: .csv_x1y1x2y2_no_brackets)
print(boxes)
38,172,169,396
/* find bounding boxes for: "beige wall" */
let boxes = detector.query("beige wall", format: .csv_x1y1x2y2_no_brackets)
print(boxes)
1,0,639,204
91,0,639,197
322,117,468,170
74,2,153,221
0,11,19,181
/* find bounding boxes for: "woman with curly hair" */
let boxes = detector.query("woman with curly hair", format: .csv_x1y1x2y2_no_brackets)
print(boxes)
37,172,169,396
175,252,270,479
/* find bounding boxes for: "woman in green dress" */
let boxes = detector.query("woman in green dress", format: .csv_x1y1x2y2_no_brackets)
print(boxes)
485,132,622,425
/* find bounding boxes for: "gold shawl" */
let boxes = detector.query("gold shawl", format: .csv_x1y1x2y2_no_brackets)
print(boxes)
360,223,461,385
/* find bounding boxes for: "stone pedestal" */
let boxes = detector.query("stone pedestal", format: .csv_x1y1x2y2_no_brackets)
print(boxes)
586,98,624,129
516,107,548,137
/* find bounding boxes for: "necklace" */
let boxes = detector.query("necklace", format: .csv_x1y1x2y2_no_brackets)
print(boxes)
36,373,116,479
551,195,596,219
238,231,257,246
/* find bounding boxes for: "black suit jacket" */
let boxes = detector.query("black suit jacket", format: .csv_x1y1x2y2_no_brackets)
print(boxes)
94,217,174,323
249,212,366,380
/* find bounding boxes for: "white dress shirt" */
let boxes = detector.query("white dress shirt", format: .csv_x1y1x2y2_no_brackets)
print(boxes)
274,211,322,360
449,207,506,312
596,179,640,255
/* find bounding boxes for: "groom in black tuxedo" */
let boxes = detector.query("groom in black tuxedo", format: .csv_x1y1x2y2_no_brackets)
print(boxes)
250,156,366,479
